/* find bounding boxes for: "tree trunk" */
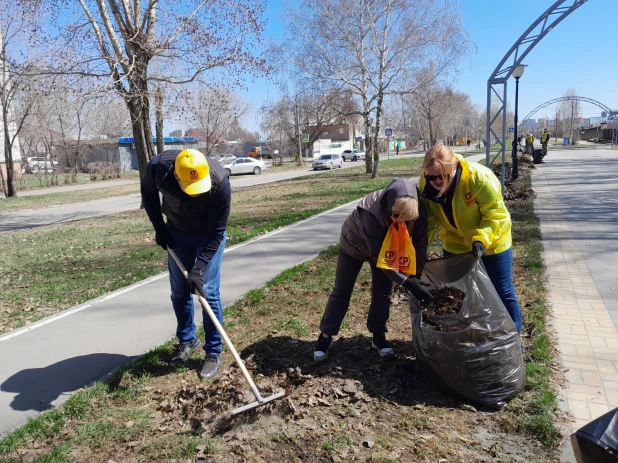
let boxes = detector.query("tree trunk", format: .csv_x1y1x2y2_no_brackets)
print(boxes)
428,120,435,147
126,59,155,180
371,90,385,179
155,88,164,155
2,105,16,197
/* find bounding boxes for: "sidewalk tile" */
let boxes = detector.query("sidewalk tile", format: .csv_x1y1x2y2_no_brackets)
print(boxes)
597,361,617,374
606,390,618,407
567,399,591,421
589,403,611,420
582,371,602,387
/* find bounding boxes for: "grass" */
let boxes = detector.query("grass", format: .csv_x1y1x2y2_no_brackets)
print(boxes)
0,157,560,462
0,159,421,334
18,171,140,190
498,161,559,446
0,184,141,213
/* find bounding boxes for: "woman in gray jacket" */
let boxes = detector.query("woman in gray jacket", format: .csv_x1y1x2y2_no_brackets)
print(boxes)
314,178,433,362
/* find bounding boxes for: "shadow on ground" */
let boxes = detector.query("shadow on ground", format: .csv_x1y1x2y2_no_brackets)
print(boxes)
1,353,133,411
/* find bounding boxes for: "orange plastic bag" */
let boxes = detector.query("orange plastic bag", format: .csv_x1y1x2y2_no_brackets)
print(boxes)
377,220,416,275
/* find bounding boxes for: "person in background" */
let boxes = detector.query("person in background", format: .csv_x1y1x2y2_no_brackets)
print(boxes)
418,144,523,334
141,149,231,379
314,178,433,362
525,133,534,154
541,128,551,156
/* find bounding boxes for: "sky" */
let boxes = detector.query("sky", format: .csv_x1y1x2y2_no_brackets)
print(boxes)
231,0,618,135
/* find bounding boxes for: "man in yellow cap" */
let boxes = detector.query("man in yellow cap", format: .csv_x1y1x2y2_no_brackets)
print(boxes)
141,148,231,379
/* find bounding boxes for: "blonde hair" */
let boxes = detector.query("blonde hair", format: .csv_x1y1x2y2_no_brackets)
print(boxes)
421,144,458,196
392,196,419,222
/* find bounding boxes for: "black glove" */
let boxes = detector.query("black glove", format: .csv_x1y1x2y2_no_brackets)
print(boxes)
472,241,486,258
154,225,172,251
155,230,168,250
187,267,205,298
403,278,434,306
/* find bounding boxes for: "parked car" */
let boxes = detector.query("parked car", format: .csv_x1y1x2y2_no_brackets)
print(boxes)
25,157,57,173
341,149,365,162
223,157,266,175
312,154,343,170
213,154,237,164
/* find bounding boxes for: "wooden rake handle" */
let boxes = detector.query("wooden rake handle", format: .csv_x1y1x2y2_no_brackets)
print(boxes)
167,249,262,400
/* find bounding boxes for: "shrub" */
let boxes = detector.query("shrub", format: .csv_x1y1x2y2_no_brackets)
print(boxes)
87,162,122,180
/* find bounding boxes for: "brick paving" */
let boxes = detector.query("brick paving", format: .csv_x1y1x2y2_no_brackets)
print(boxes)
531,148,618,460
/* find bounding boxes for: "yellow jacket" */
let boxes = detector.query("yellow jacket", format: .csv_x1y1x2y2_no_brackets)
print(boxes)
418,154,512,255
525,134,534,143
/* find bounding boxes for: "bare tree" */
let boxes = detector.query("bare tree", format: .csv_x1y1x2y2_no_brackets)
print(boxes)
179,85,251,156
88,96,131,139
287,0,470,177
29,1,270,178
558,88,580,143
261,84,357,163
0,3,52,197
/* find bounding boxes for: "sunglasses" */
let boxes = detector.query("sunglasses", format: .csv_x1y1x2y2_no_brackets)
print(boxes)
424,174,449,182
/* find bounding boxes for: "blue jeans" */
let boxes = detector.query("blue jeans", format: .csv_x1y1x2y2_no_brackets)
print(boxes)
167,229,226,356
444,248,522,333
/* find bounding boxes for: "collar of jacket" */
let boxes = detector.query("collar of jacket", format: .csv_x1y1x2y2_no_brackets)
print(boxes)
418,153,472,199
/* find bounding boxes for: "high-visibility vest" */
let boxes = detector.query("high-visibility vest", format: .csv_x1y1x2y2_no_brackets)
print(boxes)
541,132,550,143
526,135,534,143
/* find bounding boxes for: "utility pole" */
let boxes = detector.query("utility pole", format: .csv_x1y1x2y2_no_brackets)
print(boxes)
569,100,574,146
555,110,559,141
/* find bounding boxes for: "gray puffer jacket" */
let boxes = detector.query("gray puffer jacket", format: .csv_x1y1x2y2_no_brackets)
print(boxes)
340,178,427,284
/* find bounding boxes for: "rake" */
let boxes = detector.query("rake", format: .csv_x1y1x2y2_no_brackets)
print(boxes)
168,249,286,415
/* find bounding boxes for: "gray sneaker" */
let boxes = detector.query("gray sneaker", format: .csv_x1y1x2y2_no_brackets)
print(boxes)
169,339,201,364
200,355,221,379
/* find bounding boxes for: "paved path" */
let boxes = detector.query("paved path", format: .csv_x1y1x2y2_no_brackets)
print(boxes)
532,148,618,462
13,178,141,197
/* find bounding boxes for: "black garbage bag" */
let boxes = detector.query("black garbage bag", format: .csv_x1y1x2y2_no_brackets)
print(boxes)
409,253,525,409
572,407,618,463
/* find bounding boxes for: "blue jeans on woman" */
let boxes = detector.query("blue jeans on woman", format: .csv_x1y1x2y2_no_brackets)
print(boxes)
444,248,522,333
167,229,226,356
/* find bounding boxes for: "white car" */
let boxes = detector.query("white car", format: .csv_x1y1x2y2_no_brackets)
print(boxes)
213,154,237,164
26,157,57,173
341,149,365,162
223,157,266,175
312,154,343,170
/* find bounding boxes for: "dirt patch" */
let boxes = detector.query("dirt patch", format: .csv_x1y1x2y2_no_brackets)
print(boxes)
493,157,536,201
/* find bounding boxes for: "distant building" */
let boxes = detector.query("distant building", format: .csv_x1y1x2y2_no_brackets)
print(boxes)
169,129,183,137
53,137,200,171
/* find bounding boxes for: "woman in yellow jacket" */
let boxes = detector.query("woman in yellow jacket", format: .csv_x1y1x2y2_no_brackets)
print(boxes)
418,144,522,333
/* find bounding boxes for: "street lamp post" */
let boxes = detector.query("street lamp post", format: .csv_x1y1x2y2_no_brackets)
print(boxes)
511,64,527,181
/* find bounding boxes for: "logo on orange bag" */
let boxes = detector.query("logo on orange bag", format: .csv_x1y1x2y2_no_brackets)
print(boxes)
465,192,474,207
377,220,416,275
384,250,396,266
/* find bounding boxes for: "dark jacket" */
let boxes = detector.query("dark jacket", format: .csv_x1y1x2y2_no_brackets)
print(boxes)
340,178,428,284
141,149,231,270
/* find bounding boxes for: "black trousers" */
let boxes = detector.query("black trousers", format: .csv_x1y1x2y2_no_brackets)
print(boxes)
319,248,393,336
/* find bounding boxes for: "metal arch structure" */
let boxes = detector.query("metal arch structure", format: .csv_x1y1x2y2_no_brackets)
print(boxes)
485,0,588,188
520,96,612,126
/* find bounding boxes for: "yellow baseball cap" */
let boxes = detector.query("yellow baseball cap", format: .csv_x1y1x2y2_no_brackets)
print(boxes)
174,149,211,195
